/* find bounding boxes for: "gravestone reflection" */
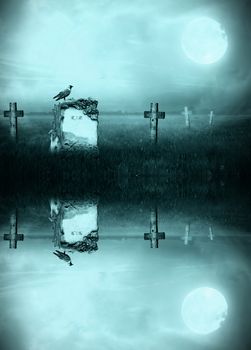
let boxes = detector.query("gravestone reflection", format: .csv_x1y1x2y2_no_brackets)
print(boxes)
50,199,99,256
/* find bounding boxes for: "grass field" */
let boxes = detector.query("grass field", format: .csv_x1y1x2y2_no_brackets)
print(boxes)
0,113,250,196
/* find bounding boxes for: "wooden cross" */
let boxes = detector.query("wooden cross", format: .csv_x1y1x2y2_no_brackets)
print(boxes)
209,110,214,126
3,210,24,249
182,106,192,128
208,226,214,241
181,223,192,245
4,102,24,141
144,207,165,248
144,103,165,143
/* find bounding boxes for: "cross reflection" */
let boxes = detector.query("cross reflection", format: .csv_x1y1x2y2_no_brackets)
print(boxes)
3,209,24,249
144,207,165,248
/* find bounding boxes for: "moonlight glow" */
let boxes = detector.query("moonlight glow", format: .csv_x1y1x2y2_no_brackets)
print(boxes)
181,17,228,64
181,287,228,335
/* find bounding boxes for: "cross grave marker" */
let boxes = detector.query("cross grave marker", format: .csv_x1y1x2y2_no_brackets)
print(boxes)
4,102,24,141
144,103,165,143
208,226,214,241
182,106,192,128
209,110,214,126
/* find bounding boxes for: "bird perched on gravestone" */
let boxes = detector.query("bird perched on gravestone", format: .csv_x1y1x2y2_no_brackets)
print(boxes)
53,250,73,266
53,85,73,101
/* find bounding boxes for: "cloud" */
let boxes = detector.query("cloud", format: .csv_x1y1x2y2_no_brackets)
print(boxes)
0,0,251,111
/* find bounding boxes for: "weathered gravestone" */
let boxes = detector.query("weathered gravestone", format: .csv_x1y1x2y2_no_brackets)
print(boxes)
49,199,99,255
49,98,99,152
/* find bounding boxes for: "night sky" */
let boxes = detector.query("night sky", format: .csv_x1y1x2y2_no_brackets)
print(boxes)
0,0,251,112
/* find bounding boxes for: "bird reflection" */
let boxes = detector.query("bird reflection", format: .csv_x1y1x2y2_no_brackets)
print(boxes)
53,250,73,266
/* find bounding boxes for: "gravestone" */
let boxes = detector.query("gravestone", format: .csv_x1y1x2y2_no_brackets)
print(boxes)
50,98,99,152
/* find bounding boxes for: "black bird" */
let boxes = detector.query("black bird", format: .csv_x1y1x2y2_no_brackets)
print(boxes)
53,250,73,266
53,85,73,101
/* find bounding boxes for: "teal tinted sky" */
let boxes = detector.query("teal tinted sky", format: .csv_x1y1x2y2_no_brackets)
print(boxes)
0,0,250,111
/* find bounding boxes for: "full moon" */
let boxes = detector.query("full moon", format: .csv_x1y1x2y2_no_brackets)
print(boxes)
181,17,228,64
181,287,228,335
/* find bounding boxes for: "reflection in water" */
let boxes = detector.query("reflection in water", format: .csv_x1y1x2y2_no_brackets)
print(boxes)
181,287,228,334
49,199,99,265
182,223,191,245
3,209,24,249
0,52,250,348
144,207,165,248
0,199,250,349
53,250,73,266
